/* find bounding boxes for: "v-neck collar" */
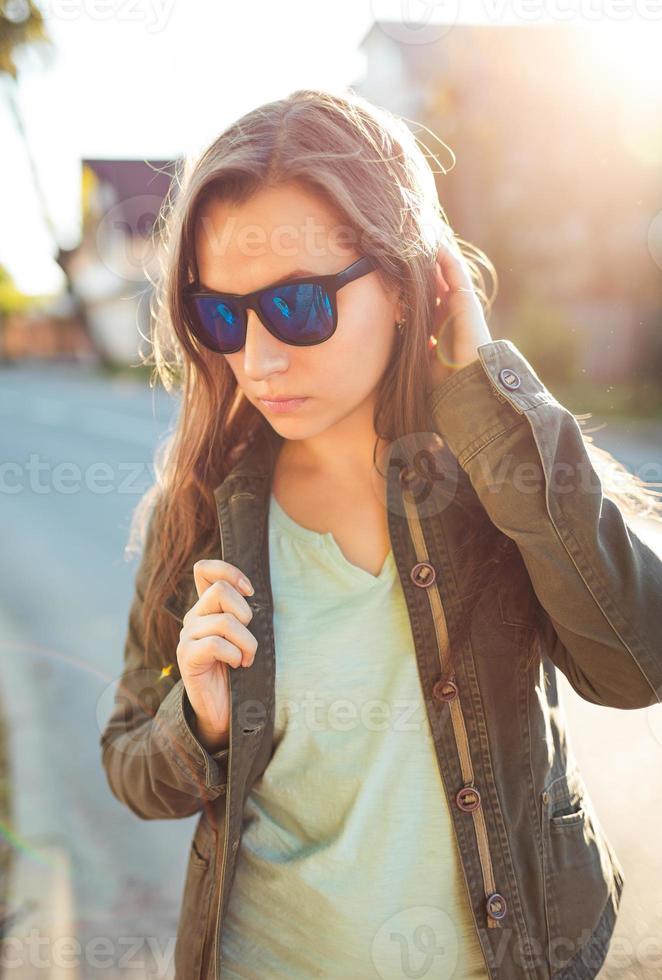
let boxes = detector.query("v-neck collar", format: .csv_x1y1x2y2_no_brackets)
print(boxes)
269,491,396,587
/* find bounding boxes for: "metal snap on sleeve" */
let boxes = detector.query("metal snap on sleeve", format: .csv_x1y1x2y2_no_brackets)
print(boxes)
498,367,521,390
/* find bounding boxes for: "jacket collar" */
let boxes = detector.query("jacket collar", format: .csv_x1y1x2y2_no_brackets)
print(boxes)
161,422,285,625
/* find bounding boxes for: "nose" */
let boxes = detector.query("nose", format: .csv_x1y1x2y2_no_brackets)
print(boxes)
242,308,289,380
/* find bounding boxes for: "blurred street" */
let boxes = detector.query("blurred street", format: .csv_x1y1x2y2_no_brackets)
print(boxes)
1,363,661,978
0,363,187,979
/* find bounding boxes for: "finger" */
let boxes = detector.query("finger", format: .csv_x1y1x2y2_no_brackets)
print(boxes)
433,261,450,296
185,578,254,628
193,558,254,600
435,240,473,293
184,611,258,667
186,634,244,672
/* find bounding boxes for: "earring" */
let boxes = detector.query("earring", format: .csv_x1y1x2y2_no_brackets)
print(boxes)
395,316,406,332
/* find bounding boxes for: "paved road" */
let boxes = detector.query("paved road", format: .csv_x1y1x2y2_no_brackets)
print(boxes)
1,363,661,978
1,364,189,978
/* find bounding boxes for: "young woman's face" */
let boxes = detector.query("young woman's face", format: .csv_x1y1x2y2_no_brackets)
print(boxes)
194,181,402,442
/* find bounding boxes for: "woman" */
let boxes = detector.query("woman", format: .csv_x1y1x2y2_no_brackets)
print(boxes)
100,89,662,980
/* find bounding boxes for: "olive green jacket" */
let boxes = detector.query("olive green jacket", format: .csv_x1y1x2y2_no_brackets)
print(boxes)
100,339,662,980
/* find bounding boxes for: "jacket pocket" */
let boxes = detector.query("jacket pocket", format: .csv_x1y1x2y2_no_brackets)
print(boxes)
540,766,624,973
174,812,216,980
549,804,587,830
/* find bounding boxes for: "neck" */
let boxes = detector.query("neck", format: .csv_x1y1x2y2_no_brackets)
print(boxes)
277,397,387,488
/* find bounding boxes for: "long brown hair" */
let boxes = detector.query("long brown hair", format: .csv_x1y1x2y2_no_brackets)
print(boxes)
130,87,662,682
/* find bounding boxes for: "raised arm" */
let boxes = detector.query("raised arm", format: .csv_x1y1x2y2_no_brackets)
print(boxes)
426,338,662,710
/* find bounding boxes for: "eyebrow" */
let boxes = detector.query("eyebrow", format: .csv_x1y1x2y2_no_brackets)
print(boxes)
199,267,317,294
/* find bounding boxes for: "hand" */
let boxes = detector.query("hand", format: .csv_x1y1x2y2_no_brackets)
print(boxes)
176,559,257,742
426,239,493,391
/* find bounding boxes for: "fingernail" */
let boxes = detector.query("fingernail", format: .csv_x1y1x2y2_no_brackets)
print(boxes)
239,576,254,595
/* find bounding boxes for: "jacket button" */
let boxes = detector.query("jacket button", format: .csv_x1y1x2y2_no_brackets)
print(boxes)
456,785,481,812
432,678,458,702
498,367,521,390
410,562,436,587
486,893,508,921
542,791,549,805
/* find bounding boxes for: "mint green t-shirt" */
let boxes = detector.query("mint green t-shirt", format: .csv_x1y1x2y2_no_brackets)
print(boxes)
220,493,489,979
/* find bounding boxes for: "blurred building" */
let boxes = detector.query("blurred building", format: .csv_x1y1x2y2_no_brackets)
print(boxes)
1,159,178,366
70,158,178,363
355,21,662,383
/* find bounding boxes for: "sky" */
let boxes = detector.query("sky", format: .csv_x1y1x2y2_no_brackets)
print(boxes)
1,0,661,295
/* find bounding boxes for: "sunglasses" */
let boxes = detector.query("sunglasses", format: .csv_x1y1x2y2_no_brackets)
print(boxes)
182,255,378,354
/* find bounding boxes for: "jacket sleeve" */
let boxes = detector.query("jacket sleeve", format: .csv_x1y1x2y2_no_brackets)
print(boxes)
426,338,662,710
100,499,230,819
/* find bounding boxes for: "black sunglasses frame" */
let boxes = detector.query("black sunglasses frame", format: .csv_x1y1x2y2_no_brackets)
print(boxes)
182,255,378,354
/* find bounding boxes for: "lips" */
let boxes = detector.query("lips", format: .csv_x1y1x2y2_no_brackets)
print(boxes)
258,395,310,413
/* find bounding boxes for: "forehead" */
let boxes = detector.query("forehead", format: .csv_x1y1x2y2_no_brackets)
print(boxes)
193,182,357,293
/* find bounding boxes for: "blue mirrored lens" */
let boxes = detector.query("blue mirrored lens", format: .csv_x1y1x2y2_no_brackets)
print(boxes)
191,296,244,351
259,283,333,343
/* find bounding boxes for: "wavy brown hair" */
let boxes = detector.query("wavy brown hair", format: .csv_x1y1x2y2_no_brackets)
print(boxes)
128,86,662,682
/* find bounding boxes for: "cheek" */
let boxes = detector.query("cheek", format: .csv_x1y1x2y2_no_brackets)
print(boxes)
340,287,398,364
340,304,396,364
223,354,244,381
312,317,395,393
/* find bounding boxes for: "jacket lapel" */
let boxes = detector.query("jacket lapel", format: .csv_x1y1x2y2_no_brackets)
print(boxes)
161,423,285,627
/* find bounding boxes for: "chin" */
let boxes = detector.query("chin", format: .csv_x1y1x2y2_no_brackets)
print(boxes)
266,418,316,439
265,410,334,443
